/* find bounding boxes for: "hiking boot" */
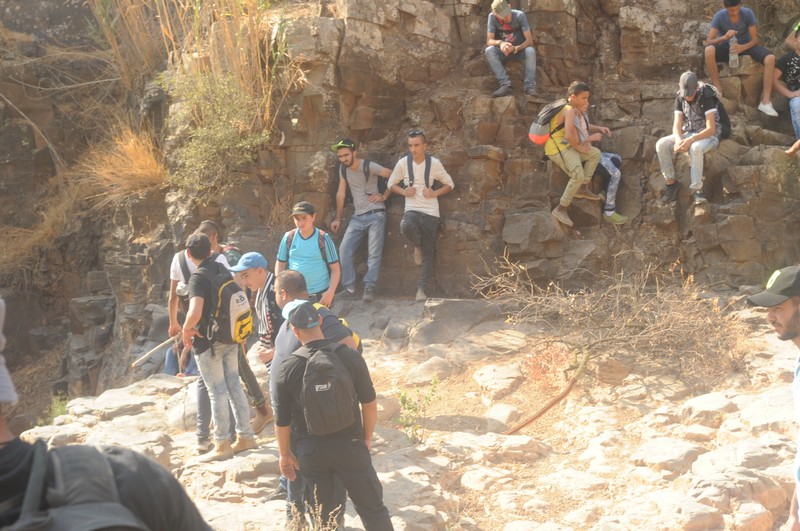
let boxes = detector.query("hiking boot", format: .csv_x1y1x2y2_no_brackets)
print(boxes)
196,437,213,455
550,206,574,227
661,181,681,204
603,212,629,225
265,484,287,502
231,436,257,454
574,185,603,201
492,85,512,97
197,440,233,462
415,288,427,302
362,286,374,302
692,191,708,205
251,408,273,434
758,102,778,117
413,246,422,266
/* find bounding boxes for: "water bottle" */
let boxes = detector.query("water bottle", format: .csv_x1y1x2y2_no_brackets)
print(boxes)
729,35,739,69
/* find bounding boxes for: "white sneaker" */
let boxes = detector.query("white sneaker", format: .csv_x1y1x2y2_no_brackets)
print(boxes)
758,102,778,117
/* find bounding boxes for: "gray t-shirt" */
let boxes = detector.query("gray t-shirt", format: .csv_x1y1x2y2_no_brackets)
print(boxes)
342,159,388,215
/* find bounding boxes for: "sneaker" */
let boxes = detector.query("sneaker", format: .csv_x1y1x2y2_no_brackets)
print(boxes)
265,485,287,502
232,436,257,454
492,85,512,97
335,288,358,300
692,191,708,205
196,437,213,455
413,246,422,266
525,87,537,97
550,206,574,227
758,102,778,117
603,212,629,225
362,286,374,302
251,408,273,434
415,288,427,302
574,185,603,201
661,181,681,204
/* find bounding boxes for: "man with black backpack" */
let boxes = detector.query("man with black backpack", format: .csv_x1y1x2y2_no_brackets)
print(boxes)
387,130,454,302
274,300,393,531
656,71,723,206
182,232,256,462
0,296,212,530
329,138,393,302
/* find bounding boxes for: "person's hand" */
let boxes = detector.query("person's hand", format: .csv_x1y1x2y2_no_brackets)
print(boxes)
599,126,611,137
279,453,300,481
404,186,417,197
257,346,274,365
367,193,384,203
178,344,191,373
723,29,737,40
675,136,694,153
319,290,334,308
499,41,513,56
168,323,181,339
588,132,604,143
575,142,591,154
422,187,437,198
181,327,201,349
330,218,341,233
363,437,372,451
730,42,743,54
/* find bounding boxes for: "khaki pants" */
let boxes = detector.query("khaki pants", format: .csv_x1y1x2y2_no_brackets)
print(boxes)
549,146,601,207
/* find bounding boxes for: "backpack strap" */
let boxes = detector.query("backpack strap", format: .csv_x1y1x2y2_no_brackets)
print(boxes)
340,163,347,181
286,229,296,261
407,153,432,188
18,439,49,516
178,250,191,284
317,229,328,263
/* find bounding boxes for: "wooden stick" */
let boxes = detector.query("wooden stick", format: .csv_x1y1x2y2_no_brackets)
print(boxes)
131,335,179,368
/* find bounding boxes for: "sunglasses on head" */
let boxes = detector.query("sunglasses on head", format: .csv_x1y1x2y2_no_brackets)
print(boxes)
408,130,425,138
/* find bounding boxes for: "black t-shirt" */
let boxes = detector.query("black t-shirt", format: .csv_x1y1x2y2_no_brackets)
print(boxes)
275,339,376,440
187,257,230,353
0,439,211,530
777,50,800,92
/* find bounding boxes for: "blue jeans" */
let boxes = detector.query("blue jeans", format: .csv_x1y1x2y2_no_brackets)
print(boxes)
194,343,253,442
400,210,440,291
196,376,235,441
790,96,800,139
656,133,719,191
484,46,536,91
339,210,386,291
163,345,198,376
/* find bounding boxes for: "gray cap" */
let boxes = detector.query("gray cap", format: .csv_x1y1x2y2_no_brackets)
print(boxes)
678,71,698,98
0,354,18,405
491,0,512,18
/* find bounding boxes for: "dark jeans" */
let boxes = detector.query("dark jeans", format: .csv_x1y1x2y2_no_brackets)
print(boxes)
400,210,439,290
237,344,266,409
296,436,393,531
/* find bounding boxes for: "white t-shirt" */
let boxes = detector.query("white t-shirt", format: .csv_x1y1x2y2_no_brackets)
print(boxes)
169,250,230,283
387,155,454,218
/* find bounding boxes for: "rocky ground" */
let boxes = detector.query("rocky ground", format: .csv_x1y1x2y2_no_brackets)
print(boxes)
20,296,798,530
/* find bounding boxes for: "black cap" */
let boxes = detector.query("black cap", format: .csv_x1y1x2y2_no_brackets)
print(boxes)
678,71,698,98
292,201,315,216
331,138,356,152
747,266,800,307
185,232,211,260
286,301,320,329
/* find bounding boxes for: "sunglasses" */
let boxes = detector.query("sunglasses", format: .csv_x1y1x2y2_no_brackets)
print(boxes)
408,130,425,137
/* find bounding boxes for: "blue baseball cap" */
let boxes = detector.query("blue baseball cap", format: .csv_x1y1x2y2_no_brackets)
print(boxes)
229,252,268,273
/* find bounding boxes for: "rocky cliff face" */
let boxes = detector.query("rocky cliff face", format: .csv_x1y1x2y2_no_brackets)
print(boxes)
1,0,799,401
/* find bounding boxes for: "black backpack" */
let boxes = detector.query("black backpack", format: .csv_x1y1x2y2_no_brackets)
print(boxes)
285,228,330,264
293,343,357,436
3,440,149,531
340,159,388,196
194,261,253,345
701,84,732,139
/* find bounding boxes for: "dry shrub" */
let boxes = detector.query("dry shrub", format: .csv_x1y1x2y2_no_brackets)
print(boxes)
523,343,572,389
474,253,748,387
75,126,166,208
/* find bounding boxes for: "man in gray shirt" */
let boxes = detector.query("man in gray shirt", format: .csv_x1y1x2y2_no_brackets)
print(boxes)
329,138,392,302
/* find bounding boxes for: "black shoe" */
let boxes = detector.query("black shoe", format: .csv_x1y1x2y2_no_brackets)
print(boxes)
692,191,708,205
265,485,287,502
336,288,358,300
362,286,374,302
661,181,681,204
492,85,512,97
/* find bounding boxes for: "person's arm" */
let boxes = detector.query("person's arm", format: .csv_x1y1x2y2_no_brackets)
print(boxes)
672,111,684,140
330,177,348,234
0,297,6,352
319,261,340,308
388,161,415,198
168,280,181,338
275,424,300,481
181,296,203,349
588,123,611,137
788,485,800,530
737,24,760,53
361,399,378,450
676,110,716,152
514,29,534,54
275,235,288,276
368,166,393,203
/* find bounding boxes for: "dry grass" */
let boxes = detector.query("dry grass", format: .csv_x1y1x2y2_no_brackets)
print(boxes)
473,253,749,387
74,125,166,209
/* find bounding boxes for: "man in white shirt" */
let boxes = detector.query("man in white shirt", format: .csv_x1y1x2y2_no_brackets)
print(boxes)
387,130,454,302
